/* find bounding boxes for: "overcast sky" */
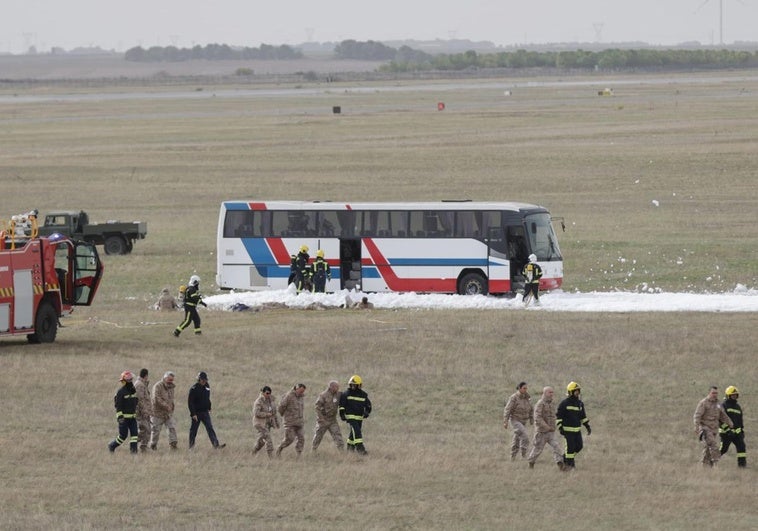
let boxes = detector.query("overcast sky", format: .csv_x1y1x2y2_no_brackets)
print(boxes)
3,0,757,54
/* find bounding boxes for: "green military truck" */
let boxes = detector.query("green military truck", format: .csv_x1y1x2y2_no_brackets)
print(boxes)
37,210,147,255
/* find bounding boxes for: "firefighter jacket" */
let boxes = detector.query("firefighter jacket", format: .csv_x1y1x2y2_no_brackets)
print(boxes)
556,395,590,433
114,382,138,420
720,398,744,435
278,389,305,428
188,382,212,416
311,257,331,280
504,391,534,426
134,377,153,418
694,396,732,434
315,387,340,424
152,379,176,420
295,251,310,275
533,396,557,433
183,285,206,308
253,393,279,429
339,387,372,421
522,262,543,284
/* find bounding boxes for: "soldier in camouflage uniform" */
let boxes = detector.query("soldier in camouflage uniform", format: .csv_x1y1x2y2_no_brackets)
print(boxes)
312,380,344,452
252,385,279,457
134,368,153,452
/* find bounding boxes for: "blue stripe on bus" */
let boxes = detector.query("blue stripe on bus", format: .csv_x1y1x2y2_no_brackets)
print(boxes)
387,258,489,266
225,202,251,211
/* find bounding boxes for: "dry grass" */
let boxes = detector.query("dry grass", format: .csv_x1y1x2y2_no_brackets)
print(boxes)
0,71,757,529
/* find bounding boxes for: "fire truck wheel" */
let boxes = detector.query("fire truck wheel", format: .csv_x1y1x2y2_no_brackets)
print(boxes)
27,302,58,344
104,236,127,255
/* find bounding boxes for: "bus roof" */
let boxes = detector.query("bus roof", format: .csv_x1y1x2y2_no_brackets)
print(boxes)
222,200,548,212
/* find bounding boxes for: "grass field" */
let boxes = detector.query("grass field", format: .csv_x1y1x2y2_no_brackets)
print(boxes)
1,71,757,529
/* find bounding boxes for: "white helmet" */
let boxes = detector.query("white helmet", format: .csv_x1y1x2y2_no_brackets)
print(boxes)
189,275,200,286
528,254,537,262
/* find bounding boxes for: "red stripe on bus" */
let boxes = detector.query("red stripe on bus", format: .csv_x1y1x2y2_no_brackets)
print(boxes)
249,202,267,210
266,238,292,264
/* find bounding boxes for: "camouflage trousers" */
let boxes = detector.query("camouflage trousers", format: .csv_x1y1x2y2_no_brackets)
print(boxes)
700,428,721,466
509,420,530,459
277,425,305,454
253,424,275,455
137,415,152,449
150,415,178,448
527,430,563,464
312,419,344,451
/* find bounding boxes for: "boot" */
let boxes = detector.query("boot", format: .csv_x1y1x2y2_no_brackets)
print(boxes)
528,462,534,469
275,447,282,457
557,461,566,471
150,443,157,451
108,441,117,453
169,441,178,450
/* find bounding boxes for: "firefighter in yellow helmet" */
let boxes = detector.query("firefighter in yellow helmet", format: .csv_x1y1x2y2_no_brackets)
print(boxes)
720,386,746,467
292,245,310,293
311,249,331,293
556,381,591,469
339,375,372,454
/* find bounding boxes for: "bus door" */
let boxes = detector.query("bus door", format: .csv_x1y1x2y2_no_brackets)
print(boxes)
486,226,508,285
504,224,529,291
339,238,361,291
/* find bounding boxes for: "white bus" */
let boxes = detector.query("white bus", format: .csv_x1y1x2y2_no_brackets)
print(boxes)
216,200,563,295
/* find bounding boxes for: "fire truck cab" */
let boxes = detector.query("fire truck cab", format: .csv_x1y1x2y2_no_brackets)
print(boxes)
0,234,104,343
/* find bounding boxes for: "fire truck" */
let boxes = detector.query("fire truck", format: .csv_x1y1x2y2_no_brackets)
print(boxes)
0,229,104,343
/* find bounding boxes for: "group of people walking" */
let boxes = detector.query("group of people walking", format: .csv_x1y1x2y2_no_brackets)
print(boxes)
289,245,332,293
503,381,591,471
108,371,372,457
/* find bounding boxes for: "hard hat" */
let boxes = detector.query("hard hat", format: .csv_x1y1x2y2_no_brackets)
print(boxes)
316,249,324,258
300,245,309,253
120,370,134,382
189,275,200,286
725,385,739,397
528,254,537,262
179,285,187,293
348,375,362,386
566,381,581,394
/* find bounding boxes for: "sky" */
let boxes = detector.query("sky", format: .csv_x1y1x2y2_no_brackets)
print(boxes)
201,284,758,313
3,0,758,54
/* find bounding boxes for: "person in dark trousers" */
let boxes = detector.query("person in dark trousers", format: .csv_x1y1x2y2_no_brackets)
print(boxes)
108,370,139,453
522,253,543,306
556,381,591,469
339,375,372,454
293,245,310,293
287,252,298,286
187,371,225,449
311,249,331,293
720,385,746,467
174,274,207,336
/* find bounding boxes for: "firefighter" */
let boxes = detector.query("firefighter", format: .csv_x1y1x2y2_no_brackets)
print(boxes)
694,386,733,467
311,250,331,293
556,381,592,469
339,375,372,454
503,381,534,461
174,275,207,336
522,254,543,305
720,386,746,467
108,371,139,453
293,245,310,293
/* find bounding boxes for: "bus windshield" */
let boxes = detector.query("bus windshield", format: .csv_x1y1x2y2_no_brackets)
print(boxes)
525,213,562,261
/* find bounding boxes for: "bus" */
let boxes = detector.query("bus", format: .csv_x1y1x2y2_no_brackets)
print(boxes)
216,200,563,296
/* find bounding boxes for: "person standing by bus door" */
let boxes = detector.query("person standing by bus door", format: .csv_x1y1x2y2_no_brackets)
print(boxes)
294,245,310,293
311,250,331,293
174,275,207,336
522,254,543,306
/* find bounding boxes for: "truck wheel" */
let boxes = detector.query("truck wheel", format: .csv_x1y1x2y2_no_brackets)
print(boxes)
27,302,58,344
104,235,127,255
458,272,488,295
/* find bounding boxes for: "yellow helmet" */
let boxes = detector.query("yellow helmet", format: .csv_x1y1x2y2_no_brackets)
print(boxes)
725,385,739,397
300,245,309,253
348,375,362,386
316,249,324,258
179,285,187,293
567,381,581,394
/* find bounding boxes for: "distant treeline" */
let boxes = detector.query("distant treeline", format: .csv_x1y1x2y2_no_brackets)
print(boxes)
379,48,758,72
124,43,302,62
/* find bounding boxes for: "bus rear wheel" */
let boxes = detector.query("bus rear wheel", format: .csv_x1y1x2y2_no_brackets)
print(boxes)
458,273,488,296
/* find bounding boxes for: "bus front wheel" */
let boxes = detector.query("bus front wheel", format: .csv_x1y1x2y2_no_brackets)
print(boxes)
459,273,488,296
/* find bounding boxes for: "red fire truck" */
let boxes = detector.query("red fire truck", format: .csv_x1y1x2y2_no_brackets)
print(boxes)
0,234,104,343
